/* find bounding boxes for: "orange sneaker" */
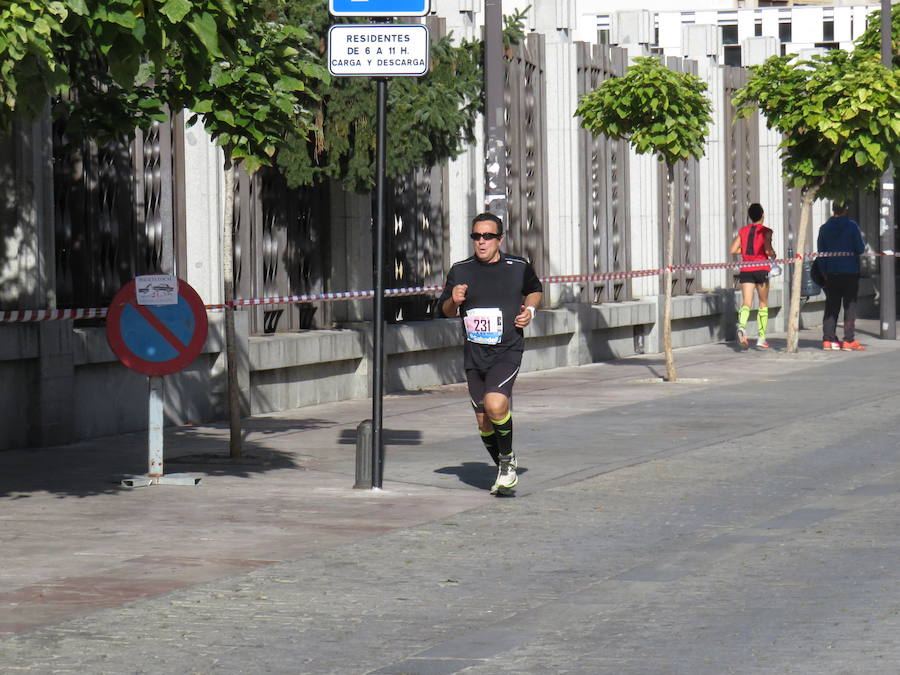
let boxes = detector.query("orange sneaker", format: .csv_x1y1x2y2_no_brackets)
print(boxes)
841,340,865,351
822,341,841,351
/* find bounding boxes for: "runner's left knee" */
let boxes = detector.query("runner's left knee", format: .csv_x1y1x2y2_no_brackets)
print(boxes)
483,392,509,420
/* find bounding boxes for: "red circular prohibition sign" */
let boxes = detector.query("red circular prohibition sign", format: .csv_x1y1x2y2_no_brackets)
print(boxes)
106,279,209,376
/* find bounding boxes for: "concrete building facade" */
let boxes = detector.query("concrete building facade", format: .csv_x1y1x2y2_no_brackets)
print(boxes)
0,1,886,450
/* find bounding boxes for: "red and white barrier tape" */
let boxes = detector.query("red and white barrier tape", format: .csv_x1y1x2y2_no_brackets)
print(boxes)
0,308,108,323
0,250,878,323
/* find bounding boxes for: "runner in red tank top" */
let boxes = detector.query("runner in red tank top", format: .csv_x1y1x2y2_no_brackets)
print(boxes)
729,203,776,349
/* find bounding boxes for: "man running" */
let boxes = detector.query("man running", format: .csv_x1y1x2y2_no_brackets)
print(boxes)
729,203,776,349
439,213,543,495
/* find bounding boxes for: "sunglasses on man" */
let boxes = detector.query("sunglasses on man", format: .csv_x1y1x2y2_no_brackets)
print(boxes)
470,232,501,241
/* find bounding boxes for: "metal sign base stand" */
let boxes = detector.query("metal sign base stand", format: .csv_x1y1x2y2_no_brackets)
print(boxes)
121,376,201,487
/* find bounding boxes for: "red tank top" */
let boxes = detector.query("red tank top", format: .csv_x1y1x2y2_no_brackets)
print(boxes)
739,224,771,272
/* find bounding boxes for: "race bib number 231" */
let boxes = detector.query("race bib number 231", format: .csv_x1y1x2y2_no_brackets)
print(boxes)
464,307,503,345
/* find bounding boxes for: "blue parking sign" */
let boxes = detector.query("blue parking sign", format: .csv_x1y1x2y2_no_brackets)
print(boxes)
329,0,429,17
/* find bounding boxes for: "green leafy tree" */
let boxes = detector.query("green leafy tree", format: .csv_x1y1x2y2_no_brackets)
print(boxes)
0,0,244,138
575,56,712,382
733,49,900,353
855,2,899,67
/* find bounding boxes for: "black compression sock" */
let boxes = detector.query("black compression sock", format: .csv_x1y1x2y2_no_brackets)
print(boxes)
479,430,500,465
490,412,513,456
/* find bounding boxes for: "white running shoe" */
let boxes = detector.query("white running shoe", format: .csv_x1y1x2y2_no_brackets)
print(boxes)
491,454,518,494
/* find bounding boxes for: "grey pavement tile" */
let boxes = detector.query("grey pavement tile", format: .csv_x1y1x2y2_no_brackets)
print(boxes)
415,628,540,659
371,658,483,674
755,507,846,530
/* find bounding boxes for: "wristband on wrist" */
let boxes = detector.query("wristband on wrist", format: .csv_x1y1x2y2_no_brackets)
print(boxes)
525,306,536,318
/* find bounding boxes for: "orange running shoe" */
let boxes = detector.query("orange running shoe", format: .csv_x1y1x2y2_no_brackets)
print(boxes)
822,341,841,351
841,340,865,351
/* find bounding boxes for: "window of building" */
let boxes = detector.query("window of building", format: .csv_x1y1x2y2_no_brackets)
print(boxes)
722,24,739,45
779,22,792,43
724,45,742,67
823,20,834,42
754,21,763,37
815,42,839,51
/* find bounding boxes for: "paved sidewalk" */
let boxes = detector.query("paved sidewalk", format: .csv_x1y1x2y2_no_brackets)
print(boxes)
2,319,900,672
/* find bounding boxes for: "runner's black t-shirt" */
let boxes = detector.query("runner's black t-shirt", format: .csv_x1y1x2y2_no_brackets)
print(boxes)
438,253,543,370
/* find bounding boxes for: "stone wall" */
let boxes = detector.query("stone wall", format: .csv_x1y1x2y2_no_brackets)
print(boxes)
0,289,795,450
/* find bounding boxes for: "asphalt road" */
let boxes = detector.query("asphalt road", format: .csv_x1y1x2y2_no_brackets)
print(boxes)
3,322,900,674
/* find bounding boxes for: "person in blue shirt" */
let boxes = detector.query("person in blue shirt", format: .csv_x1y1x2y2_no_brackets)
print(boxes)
817,203,867,351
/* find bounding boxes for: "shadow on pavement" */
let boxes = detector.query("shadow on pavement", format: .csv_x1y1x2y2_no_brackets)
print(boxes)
233,416,339,435
600,356,665,379
435,461,529,491
337,429,423,446
0,433,301,499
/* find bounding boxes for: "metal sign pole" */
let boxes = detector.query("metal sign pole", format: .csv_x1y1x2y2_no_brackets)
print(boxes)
880,0,896,339
148,375,164,477
372,76,388,489
121,375,201,487
484,0,507,222
327,4,430,490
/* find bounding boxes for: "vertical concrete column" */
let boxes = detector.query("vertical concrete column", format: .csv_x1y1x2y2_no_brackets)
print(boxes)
564,302,592,366
851,6,873,42
182,116,225,305
834,7,854,52
0,111,55,310
443,0,483,265
326,182,373,400
357,317,373,400
744,36,787,332
533,0,581,307
608,16,658,303
33,321,75,447
207,308,251,419
737,9,755,45
206,311,228,419
627,144,660,300
792,6,824,49
683,25,726,292
234,309,251,416
330,185,372,323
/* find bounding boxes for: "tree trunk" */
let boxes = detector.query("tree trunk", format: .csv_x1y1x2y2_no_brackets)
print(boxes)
222,157,242,457
664,163,677,382
785,189,818,353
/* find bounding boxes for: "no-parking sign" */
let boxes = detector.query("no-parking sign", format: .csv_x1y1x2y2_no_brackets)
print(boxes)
106,278,208,376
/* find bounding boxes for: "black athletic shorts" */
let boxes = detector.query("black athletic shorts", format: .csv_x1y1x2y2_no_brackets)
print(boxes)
466,360,521,413
738,270,769,285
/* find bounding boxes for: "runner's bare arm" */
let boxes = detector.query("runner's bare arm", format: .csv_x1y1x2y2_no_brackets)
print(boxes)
729,235,741,255
441,284,468,317
763,231,776,259
515,292,543,328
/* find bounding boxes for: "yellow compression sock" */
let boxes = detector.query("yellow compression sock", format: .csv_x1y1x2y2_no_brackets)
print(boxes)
757,306,768,339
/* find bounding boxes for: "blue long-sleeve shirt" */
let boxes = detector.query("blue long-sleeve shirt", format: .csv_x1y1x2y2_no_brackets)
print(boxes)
817,216,865,275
